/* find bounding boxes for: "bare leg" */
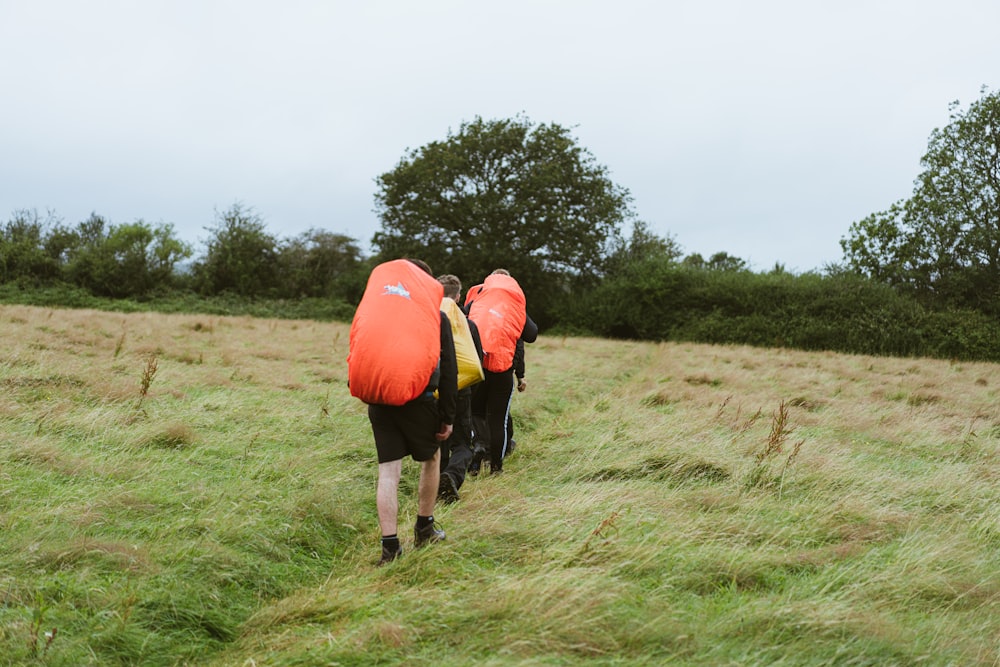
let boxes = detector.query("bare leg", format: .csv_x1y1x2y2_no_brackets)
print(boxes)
417,449,441,517
376,459,402,536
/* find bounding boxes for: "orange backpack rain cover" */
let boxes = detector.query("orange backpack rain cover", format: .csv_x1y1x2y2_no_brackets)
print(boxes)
347,260,444,405
467,274,526,373
463,283,483,309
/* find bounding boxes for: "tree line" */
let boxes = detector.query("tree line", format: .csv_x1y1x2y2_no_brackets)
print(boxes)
0,204,369,303
4,90,1000,361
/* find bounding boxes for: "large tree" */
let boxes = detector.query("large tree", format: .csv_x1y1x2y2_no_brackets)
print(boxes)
193,203,279,296
841,86,1000,313
372,115,636,324
276,228,365,299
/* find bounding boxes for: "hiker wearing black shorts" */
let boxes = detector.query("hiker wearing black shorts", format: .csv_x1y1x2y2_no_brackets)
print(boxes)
350,258,458,565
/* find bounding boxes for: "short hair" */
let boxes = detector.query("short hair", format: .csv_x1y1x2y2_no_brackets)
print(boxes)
490,268,510,276
437,274,462,299
406,258,433,276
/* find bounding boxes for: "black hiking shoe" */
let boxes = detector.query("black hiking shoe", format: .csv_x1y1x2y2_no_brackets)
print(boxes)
468,444,487,476
414,519,446,547
378,545,401,566
438,471,459,504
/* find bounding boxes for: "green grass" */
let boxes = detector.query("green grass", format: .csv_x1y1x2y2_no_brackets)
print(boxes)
1,305,999,665
0,283,356,322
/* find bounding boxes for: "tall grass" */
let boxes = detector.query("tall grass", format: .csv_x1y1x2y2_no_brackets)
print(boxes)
1,305,998,665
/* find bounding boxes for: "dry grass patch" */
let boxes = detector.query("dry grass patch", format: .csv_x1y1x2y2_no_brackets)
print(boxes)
135,422,199,449
31,538,152,573
5,437,94,477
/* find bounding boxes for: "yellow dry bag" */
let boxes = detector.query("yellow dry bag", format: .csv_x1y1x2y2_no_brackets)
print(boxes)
441,297,484,390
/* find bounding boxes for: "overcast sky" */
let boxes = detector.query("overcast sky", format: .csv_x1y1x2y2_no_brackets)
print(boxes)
2,1,998,273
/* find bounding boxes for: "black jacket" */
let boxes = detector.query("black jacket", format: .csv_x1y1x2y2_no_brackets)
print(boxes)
434,311,459,425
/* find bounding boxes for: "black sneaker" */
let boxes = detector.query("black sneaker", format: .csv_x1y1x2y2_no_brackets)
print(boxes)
438,472,459,504
378,545,401,566
468,445,486,476
414,520,446,547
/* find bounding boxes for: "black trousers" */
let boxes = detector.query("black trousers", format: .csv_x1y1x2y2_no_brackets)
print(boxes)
441,387,474,488
470,368,515,471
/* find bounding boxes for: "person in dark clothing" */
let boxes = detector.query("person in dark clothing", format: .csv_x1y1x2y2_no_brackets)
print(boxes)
435,274,484,503
354,258,458,565
506,339,528,456
472,337,527,470
467,269,538,475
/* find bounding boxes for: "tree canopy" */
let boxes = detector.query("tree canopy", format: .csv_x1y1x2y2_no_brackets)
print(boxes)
372,115,636,324
277,228,365,299
192,203,279,296
841,86,1000,313
66,216,191,297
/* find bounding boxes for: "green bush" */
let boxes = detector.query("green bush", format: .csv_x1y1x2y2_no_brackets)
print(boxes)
66,218,192,297
0,210,66,285
921,309,1000,361
566,259,1000,361
191,204,279,297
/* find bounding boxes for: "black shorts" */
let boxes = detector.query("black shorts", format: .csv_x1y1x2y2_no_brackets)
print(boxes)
368,395,441,464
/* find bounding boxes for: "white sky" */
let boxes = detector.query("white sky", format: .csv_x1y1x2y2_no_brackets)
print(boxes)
2,0,998,273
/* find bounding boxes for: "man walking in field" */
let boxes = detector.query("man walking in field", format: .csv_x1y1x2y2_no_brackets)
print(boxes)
466,269,538,475
347,258,458,565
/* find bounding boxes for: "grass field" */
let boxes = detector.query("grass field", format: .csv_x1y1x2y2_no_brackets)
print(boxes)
1,304,998,666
